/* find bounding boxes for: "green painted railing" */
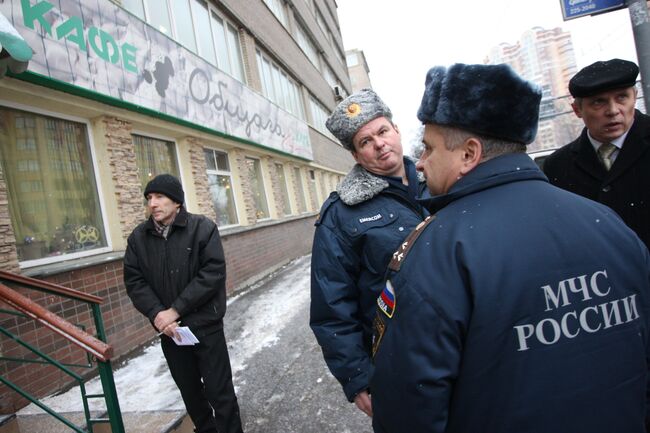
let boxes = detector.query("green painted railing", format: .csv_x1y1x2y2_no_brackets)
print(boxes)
0,271,125,433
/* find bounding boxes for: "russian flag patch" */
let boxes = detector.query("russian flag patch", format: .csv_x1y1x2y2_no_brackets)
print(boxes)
377,280,396,318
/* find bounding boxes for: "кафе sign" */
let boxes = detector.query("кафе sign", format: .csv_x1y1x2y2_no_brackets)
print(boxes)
2,0,312,159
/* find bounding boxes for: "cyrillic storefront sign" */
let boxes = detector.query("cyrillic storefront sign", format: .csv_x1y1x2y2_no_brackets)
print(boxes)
2,0,312,159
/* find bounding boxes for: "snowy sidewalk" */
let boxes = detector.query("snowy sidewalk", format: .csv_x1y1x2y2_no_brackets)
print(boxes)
19,255,372,433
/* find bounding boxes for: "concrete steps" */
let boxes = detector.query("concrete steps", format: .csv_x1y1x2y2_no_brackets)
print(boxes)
0,410,193,433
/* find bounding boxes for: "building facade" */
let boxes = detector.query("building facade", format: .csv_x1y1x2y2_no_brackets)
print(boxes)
486,27,583,151
0,0,354,412
345,48,372,93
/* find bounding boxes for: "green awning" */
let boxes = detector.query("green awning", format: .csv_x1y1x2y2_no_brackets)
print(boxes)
0,11,33,77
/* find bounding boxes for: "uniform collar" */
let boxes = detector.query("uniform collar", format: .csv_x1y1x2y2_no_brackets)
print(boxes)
418,153,547,214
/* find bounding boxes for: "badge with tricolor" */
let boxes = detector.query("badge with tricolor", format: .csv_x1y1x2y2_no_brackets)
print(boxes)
377,279,396,318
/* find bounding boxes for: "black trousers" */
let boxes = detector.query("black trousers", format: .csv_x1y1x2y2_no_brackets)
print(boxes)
161,329,243,433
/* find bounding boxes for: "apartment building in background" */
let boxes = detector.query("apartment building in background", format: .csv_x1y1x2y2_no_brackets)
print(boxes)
485,27,583,151
0,0,354,412
345,48,372,93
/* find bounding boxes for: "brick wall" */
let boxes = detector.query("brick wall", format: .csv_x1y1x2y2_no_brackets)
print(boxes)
238,29,261,92
0,260,152,412
0,168,19,273
268,160,290,217
0,215,315,413
187,137,218,221
221,215,315,291
233,150,256,224
102,116,143,240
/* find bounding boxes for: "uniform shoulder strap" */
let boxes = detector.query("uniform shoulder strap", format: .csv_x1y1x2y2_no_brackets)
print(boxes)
388,214,436,272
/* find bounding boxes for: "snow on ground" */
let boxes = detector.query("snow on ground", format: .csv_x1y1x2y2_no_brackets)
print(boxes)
18,255,311,414
227,256,311,378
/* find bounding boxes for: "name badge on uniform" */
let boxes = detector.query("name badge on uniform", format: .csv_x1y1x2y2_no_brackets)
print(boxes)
377,279,396,318
359,213,382,224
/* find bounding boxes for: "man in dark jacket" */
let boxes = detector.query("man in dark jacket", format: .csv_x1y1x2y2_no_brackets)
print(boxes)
371,63,650,433
544,59,650,250
124,174,243,433
310,89,427,417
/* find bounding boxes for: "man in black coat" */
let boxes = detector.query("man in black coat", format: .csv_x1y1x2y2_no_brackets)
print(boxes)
544,59,650,250
124,174,243,433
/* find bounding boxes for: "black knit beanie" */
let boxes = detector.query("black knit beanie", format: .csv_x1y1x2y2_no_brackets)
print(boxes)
143,174,184,204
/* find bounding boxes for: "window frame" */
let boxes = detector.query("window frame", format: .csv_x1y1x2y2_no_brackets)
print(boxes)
0,100,113,268
131,130,183,198
204,147,240,228
256,49,306,120
245,156,271,221
308,96,335,140
293,166,308,214
294,21,320,69
307,169,320,210
263,0,288,27
125,0,246,83
275,163,293,216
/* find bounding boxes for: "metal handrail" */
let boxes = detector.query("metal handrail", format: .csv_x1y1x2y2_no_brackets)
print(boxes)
0,283,111,361
0,273,125,433
0,270,102,304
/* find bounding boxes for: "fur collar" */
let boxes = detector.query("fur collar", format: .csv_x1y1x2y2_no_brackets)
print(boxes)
337,164,389,205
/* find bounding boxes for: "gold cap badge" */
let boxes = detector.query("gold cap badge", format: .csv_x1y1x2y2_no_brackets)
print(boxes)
346,103,362,118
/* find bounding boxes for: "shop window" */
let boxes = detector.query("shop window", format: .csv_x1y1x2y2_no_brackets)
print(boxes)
205,149,239,227
133,134,180,196
245,157,270,220
275,163,292,216
0,107,109,264
308,169,319,210
293,167,307,213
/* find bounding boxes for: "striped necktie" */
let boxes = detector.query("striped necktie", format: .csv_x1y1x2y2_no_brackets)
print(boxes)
597,142,616,171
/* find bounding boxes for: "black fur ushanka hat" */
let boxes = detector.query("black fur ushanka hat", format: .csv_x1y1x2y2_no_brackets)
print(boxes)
417,63,542,145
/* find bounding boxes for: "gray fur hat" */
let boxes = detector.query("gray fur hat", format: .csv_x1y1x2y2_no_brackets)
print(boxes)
326,88,392,150
417,63,542,145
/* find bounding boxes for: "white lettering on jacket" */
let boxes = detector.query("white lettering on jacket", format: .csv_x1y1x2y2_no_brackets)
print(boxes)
514,269,640,351
359,214,382,224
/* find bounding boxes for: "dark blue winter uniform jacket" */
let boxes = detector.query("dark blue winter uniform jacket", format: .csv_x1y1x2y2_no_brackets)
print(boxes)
371,153,650,433
310,158,427,401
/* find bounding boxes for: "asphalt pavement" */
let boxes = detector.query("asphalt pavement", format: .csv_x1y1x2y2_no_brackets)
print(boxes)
224,255,372,433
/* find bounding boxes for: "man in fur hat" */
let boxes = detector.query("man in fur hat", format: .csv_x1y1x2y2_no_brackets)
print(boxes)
544,59,650,251
370,64,650,433
310,89,428,417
